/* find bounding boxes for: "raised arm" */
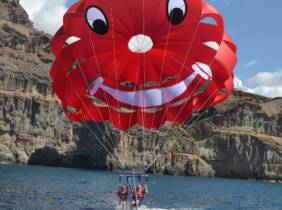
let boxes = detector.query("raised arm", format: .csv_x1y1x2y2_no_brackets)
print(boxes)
144,184,149,194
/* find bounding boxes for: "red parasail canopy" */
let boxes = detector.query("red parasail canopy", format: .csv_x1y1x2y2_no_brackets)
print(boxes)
50,0,237,130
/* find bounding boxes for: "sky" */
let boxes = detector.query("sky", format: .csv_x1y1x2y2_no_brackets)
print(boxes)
19,0,282,98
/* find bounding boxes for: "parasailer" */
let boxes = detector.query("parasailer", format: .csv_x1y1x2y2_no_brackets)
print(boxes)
117,185,129,210
118,174,149,209
130,184,148,209
50,0,237,208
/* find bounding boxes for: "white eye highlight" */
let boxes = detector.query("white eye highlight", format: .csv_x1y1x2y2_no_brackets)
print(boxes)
86,6,108,34
167,0,187,25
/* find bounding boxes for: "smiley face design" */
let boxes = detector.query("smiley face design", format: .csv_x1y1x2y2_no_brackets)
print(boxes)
50,0,237,130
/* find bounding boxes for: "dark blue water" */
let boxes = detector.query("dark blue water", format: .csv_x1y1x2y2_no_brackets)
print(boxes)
0,165,281,210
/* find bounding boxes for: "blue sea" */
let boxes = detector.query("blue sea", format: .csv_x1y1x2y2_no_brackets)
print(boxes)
0,165,281,210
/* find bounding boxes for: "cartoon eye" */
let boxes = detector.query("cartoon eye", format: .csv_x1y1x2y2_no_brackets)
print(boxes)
86,6,108,35
167,0,187,25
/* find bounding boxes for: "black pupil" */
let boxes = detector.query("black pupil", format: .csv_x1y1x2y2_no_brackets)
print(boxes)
92,19,108,34
169,8,184,25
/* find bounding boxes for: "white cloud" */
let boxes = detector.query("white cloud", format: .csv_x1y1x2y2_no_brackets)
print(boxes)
248,86,282,98
246,70,282,87
245,70,282,98
234,76,245,90
245,60,257,68
235,70,282,98
234,76,254,93
20,0,67,35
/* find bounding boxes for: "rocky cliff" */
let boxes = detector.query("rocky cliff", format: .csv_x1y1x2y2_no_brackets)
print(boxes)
0,0,281,180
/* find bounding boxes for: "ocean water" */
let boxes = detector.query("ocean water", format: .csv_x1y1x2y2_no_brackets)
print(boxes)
0,165,281,210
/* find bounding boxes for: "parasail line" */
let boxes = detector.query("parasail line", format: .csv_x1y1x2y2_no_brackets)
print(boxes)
72,87,124,167
68,41,121,161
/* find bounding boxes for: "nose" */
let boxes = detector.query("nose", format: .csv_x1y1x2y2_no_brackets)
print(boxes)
128,34,153,53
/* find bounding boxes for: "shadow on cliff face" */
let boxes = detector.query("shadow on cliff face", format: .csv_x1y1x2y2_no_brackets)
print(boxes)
28,122,114,170
71,122,113,170
28,147,64,167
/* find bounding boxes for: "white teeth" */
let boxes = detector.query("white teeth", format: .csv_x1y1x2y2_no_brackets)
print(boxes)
90,77,104,96
65,36,81,45
203,41,220,51
196,62,212,78
89,74,196,108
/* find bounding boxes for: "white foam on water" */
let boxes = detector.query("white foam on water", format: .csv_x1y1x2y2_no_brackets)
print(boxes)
115,204,205,210
139,206,204,210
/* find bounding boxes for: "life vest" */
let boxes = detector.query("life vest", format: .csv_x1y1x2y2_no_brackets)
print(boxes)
119,189,128,200
135,189,143,200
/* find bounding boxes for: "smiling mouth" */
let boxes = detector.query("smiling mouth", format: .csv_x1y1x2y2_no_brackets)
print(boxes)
65,35,219,108
79,36,219,108
88,61,213,108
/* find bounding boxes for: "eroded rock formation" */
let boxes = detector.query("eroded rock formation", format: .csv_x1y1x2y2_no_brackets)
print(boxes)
0,0,281,180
